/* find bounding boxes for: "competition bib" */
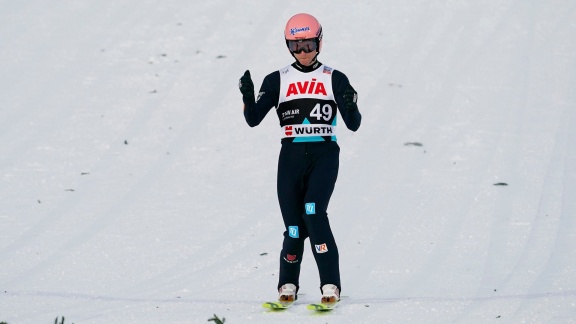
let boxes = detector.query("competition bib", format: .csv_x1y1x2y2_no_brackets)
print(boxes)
276,65,337,142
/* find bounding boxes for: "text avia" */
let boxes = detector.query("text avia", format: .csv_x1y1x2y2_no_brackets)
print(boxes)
286,78,327,97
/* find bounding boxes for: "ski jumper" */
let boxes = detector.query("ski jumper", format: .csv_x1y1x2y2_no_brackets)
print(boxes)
243,61,361,294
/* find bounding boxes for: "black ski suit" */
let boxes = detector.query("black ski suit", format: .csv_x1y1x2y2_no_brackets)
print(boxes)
243,60,361,294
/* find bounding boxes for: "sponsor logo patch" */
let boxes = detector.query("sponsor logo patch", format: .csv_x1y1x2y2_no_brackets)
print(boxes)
283,253,299,263
286,78,327,97
315,243,328,254
256,91,264,102
281,109,300,120
288,226,299,238
305,202,316,215
290,26,310,36
283,125,334,137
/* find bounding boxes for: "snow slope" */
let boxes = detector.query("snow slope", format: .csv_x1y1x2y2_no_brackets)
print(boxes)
1,1,576,323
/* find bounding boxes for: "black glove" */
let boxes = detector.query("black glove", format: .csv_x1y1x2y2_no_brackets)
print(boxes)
343,85,358,111
239,70,255,103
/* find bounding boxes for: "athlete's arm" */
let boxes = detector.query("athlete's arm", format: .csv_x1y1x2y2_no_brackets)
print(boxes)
243,71,280,127
332,70,362,131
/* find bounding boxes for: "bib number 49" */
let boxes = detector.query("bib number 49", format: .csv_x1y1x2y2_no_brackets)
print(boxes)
310,103,333,121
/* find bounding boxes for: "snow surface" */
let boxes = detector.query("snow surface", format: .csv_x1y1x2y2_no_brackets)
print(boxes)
1,1,576,323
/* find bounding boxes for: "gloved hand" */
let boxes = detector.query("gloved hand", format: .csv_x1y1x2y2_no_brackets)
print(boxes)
239,70,255,103
343,85,358,111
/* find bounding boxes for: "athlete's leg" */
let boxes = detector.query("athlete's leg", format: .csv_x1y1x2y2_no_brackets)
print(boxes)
302,142,341,292
276,143,308,291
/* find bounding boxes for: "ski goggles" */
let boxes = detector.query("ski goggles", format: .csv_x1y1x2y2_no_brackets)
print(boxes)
287,38,318,54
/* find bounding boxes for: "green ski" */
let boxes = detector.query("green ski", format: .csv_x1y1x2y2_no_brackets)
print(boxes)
306,302,338,311
262,301,294,310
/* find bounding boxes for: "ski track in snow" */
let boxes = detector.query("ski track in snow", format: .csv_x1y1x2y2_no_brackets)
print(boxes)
1,1,576,323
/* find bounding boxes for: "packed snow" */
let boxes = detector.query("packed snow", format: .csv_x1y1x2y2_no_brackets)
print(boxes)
1,1,575,323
